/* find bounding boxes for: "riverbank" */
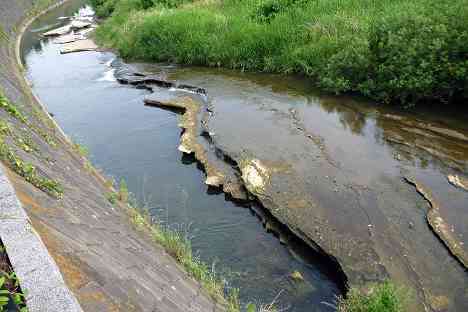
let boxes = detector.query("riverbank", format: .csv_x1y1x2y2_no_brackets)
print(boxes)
91,0,467,106
0,1,226,311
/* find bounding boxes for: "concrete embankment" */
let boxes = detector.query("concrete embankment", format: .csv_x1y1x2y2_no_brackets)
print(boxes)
0,1,221,311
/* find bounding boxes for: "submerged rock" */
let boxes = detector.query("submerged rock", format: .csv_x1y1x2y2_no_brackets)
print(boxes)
171,72,468,311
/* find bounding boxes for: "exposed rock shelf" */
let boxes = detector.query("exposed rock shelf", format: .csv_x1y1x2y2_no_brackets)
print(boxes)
112,66,468,312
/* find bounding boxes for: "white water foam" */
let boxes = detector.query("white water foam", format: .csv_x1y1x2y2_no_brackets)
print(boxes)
76,5,95,18
104,58,115,67
97,69,116,82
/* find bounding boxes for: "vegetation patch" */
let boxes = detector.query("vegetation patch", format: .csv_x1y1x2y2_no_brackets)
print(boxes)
92,0,467,106
0,138,63,198
0,93,63,198
0,243,28,312
0,94,27,123
337,281,408,312
0,91,56,147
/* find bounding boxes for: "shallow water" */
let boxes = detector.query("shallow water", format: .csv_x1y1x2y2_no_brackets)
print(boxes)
22,2,342,311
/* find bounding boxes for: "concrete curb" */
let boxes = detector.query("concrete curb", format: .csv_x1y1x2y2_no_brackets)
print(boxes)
0,165,83,312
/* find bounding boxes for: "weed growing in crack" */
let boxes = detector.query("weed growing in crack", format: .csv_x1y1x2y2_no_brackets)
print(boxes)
0,243,28,312
336,281,408,312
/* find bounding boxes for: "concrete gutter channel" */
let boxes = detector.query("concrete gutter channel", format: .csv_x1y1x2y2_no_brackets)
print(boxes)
1,1,221,311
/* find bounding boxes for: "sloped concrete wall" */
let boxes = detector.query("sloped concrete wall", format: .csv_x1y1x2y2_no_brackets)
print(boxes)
0,1,220,311
0,166,83,312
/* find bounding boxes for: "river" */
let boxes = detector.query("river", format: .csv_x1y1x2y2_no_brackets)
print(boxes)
22,1,467,311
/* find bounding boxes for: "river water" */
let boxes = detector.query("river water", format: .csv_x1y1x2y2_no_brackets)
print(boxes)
22,1,468,311
22,1,342,311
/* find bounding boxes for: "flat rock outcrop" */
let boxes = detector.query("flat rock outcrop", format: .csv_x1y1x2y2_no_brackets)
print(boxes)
134,69,468,312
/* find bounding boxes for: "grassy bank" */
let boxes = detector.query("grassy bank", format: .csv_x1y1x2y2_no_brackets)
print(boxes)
91,0,467,106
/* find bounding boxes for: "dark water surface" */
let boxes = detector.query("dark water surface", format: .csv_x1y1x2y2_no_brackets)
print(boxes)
22,2,342,311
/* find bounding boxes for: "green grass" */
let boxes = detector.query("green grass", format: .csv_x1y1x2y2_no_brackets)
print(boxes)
337,281,407,312
91,0,467,106
0,92,63,198
120,201,241,311
103,178,241,309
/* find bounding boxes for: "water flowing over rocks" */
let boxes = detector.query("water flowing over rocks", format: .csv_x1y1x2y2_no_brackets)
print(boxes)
110,65,468,311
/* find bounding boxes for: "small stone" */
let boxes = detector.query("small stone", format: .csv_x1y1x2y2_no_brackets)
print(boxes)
290,270,304,281
429,295,449,311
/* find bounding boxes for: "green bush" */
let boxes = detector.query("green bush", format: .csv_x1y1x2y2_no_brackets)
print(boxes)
89,0,119,17
91,0,468,106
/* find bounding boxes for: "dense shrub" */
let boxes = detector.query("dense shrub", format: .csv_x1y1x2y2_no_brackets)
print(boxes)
91,0,468,106
365,4,468,104
89,0,119,17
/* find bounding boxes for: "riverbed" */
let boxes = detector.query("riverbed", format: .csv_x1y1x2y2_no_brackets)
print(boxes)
22,2,343,311
22,1,468,311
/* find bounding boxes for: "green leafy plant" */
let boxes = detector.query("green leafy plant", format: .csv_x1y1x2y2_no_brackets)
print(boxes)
0,132,63,198
0,93,27,123
106,191,119,204
0,244,28,312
